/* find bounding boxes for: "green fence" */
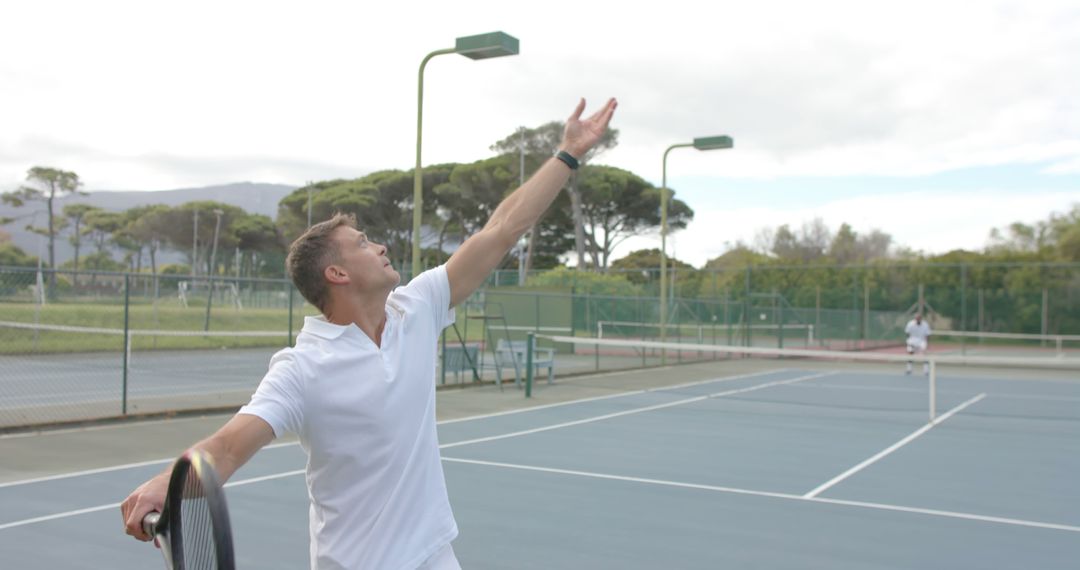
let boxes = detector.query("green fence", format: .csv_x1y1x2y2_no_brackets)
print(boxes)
2,261,1078,429
483,262,1080,338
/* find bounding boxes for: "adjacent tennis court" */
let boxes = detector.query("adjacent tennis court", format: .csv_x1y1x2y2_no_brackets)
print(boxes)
1,353,1077,569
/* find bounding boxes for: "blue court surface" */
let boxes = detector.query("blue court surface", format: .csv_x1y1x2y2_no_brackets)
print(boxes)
1,365,1078,568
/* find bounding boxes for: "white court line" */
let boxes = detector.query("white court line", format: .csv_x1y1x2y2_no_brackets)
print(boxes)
0,369,793,486
438,368,789,425
440,372,832,450
441,456,1080,534
802,393,987,499
0,468,306,531
0,441,299,488
0,502,122,531
224,469,305,487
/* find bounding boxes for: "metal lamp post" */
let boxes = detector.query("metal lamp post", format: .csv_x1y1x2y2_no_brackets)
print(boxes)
412,32,519,279
660,135,733,362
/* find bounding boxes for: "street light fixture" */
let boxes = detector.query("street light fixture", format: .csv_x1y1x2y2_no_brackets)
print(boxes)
412,32,519,279
659,135,733,362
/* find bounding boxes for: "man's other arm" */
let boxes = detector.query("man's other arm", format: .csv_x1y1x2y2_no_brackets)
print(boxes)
446,98,616,307
120,414,275,541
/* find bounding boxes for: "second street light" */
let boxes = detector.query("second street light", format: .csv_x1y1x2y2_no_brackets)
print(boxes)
412,32,519,279
659,135,733,362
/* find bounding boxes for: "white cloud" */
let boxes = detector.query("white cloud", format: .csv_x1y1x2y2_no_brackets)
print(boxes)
1,0,1078,281
1,0,1078,190
1042,155,1080,174
616,189,1079,267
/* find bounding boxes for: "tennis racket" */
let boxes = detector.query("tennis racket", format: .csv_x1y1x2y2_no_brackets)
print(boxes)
142,449,236,570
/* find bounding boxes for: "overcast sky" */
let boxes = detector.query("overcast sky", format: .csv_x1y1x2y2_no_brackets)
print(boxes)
2,0,1078,266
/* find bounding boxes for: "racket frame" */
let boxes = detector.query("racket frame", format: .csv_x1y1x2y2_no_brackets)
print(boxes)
141,450,235,570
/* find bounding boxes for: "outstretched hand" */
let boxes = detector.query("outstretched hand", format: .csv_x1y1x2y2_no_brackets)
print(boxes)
561,98,618,159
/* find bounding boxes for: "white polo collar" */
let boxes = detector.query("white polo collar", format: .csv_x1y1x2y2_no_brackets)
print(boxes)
301,305,404,342
301,315,351,340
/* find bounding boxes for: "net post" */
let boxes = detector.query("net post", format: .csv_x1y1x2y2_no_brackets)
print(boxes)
525,332,534,398
929,359,937,424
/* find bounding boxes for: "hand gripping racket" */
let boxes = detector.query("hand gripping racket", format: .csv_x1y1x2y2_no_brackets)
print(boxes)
142,449,236,570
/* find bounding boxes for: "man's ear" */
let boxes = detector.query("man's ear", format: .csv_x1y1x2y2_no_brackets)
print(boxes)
324,264,350,285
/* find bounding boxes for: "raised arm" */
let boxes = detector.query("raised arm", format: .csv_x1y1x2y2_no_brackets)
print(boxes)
446,98,617,306
120,413,275,541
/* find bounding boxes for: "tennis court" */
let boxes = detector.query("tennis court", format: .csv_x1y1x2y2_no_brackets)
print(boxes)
1,351,1077,569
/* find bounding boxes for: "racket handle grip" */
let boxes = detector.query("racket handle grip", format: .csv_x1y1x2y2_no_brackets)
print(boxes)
142,512,161,536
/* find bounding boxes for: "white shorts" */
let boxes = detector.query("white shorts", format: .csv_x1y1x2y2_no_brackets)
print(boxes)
417,543,461,570
907,339,927,353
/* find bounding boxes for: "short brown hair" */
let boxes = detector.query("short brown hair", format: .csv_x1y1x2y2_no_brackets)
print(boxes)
286,213,357,312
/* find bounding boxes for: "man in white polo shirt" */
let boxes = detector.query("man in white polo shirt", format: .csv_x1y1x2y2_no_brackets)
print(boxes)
120,98,617,569
905,312,931,375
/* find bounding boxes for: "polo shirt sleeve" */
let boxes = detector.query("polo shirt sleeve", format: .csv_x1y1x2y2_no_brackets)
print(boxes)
402,264,456,331
238,348,305,438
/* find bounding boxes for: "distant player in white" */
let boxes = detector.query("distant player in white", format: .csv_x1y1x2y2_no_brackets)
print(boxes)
905,313,931,375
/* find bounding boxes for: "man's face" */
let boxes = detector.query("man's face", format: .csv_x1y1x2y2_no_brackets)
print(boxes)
915,314,922,324
329,226,400,292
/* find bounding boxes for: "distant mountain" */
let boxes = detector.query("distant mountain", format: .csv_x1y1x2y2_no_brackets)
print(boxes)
1,182,296,265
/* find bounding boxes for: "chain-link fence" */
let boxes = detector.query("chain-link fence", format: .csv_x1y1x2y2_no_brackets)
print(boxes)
483,261,1080,338
3,261,1078,429
0,267,308,430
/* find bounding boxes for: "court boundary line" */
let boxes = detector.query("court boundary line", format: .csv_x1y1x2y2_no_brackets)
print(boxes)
2,365,1071,535
439,372,833,450
0,441,299,489
440,456,1080,534
438,368,791,425
802,393,987,498
0,369,793,487
0,502,122,531
0,467,306,531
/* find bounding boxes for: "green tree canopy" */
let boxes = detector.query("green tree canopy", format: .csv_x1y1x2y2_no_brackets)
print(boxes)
611,248,693,284
0,238,37,267
62,203,99,273
231,213,284,277
490,121,620,271
1,167,84,274
577,166,692,270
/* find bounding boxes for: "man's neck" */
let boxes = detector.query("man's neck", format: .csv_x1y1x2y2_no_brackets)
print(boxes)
324,292,391,346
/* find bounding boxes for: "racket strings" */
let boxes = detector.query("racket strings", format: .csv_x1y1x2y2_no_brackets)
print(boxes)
180,466,218,569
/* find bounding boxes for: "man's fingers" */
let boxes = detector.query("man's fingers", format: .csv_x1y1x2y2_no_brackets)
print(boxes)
125,512,151,541
585,98,618,129
568,98,586,121
596,98,618,127
122,495,156,541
